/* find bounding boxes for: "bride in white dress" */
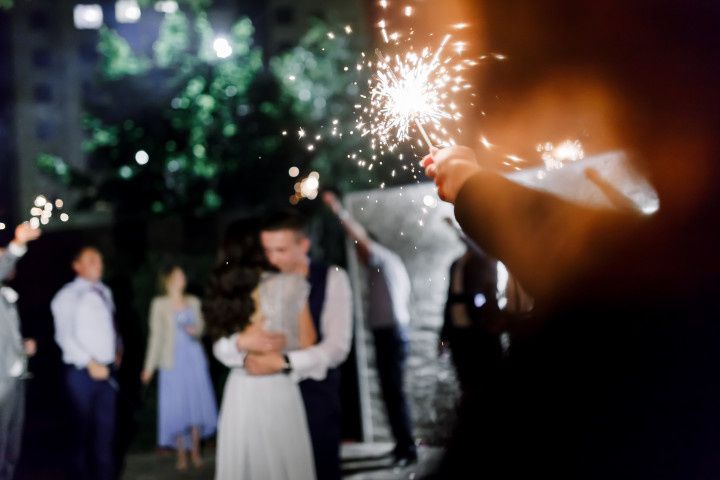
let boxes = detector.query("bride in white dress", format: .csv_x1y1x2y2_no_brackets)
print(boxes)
205,223,317,480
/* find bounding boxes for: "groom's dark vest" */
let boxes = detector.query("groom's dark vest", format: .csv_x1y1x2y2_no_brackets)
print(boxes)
300,261,342,480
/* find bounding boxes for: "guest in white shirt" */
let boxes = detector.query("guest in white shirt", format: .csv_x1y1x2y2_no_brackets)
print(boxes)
0,223,40,480
322,191,417,465
51,247,119,480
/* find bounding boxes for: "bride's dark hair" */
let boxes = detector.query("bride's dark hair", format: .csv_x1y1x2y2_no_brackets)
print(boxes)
204,218,275,341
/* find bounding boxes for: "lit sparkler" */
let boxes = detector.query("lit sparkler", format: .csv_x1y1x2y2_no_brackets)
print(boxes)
358,34,468,152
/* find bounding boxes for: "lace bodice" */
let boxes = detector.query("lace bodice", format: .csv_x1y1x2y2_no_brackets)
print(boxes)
258,272,310,352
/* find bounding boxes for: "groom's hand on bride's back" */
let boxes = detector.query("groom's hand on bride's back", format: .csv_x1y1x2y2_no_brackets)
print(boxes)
236,324,287,353
245,352,285,376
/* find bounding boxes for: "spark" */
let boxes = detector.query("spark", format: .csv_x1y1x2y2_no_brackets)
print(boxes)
505,154,525,163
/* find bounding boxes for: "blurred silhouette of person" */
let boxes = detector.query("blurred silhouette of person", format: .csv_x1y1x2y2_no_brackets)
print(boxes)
51,247,120,480
440,247,503,396
422,1,720,478
440,221,533,396
141,265,217,471
0,223,40,480
323,191,417,466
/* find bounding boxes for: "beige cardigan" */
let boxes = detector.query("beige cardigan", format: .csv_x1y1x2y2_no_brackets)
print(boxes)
142,295,205,374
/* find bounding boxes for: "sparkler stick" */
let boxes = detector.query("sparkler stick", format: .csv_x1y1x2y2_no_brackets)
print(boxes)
414,119,433,150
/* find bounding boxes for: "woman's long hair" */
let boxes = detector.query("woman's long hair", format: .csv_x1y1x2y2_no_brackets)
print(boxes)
203,219,274,341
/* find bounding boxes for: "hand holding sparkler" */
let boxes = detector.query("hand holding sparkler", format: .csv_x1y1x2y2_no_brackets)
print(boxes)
14,222,42,246
422,146,483,203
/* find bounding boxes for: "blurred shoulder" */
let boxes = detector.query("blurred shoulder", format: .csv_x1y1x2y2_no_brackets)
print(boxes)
150,295,169,308
185,294,201,307
52,279,80,301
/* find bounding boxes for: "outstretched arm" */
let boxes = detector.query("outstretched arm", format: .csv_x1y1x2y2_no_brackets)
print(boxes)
424,146,640,301
322,191,371,264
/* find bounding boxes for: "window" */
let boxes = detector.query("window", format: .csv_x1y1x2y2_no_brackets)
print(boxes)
32,48,52,68
77,42,98,63
35,120,55,140
33,83,53,103
28,10,50,31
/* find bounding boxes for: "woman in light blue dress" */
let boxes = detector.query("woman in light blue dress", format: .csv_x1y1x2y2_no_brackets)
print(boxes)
142,265,218,471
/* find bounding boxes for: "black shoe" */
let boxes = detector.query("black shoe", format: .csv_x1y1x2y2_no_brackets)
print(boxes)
393,449,418,467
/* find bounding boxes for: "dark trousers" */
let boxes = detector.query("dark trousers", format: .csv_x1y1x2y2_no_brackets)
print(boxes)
0,379,25,480
64,366,117,480
300,369,342,480
372,325,415,454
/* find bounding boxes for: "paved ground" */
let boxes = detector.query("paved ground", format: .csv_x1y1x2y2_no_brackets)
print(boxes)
121,442,443,480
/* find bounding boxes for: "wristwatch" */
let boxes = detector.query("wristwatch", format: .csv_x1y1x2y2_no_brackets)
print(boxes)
281,354,293,375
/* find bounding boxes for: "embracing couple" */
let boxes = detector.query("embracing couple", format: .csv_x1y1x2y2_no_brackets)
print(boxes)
204,213,353,480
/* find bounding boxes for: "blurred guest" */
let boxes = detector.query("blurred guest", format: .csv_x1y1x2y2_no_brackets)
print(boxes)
440,247,504,397
206,220,317,480
51,247,120,480
141,265,217,471
423,1,720,478
251,213,353,480
440,224,534,396
322,192,417,465
0,223,40,480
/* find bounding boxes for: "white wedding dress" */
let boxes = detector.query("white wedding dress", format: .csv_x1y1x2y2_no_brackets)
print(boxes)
213,273,315,480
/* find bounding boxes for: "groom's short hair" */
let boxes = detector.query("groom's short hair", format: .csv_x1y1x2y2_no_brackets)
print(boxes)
262,211,309,239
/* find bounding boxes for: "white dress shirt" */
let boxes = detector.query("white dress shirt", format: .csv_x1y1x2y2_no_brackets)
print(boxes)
51,277,116,368
213,266,353,382
287,266,353,382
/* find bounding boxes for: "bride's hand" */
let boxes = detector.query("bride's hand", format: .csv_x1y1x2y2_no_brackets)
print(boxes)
245,352,286,376
236,324,287,353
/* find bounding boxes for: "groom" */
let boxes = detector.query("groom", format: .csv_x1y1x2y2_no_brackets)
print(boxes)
245,212,353,480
